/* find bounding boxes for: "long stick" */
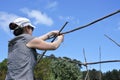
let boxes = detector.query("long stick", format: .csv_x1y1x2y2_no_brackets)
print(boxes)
37,22,68,63
104,34,120,47
99,46,102,80
82,60,120,66
61,9,120,35
41,54,120,66
83,48,90,80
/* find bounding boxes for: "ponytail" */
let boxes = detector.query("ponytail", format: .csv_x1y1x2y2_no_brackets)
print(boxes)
9,23,23,36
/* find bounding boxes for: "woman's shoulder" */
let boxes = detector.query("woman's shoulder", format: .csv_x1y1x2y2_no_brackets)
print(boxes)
21,34,36,43
22,34,35,39
9,34,35,43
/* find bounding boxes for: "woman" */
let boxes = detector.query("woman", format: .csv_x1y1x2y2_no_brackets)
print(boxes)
5,17,64,80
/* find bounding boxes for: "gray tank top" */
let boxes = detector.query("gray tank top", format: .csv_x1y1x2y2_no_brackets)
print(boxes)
6,34,37,80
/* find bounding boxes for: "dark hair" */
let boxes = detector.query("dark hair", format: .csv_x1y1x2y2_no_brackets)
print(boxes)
9,23,23,36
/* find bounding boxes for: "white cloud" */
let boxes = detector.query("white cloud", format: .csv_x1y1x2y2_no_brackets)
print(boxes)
0,8,54,34
21,8,54,26
59,16,74,21
58,16,74,22
58,15,80,25
46,1,58,10
0,12,19,33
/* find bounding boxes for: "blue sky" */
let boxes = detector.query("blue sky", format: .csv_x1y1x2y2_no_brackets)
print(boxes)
0,0,120,72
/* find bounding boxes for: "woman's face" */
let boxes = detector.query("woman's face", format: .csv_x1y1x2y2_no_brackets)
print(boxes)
25,26,34,35
29,28,33,35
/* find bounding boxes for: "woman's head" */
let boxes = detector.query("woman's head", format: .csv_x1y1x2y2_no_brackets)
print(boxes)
9,17,35,36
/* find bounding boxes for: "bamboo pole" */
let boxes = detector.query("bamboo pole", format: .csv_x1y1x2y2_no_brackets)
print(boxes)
82,60,120,66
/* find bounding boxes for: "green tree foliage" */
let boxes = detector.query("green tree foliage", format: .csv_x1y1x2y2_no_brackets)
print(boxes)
83,69,120,80
82,69,102,80
49,57,82,80
89,69,102,80
34,55,82,80
0,59,7,80
102,69,120,80
34,57,51,80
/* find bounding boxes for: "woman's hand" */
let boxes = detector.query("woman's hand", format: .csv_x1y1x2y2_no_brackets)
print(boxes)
47,30,59,39
57,34,64,42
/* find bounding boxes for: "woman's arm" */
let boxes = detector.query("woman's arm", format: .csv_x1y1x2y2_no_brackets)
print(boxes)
26,31,64,50
39,31,59,40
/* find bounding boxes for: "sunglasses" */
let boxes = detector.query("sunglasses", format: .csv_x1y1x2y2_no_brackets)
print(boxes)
28,25,34,31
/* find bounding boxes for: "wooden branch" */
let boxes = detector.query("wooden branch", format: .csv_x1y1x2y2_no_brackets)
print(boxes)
83,48,90,80
61,9,120,35
104,34,120,47
82,60,120,66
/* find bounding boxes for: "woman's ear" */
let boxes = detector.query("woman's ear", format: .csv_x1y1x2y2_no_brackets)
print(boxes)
23,26,28,33
24,26,33,34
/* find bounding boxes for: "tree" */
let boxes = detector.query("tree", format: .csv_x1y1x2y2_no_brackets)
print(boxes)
34,55,82,80
102,69,120,80
0,59,7,80
111,69,119,80
34,57,51,80
82,69,102,80
49,57,82,80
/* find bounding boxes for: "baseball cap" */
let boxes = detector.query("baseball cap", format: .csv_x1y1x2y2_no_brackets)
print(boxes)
13,17,36,28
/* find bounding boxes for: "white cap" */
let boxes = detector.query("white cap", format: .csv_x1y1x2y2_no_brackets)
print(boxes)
13,17,36,28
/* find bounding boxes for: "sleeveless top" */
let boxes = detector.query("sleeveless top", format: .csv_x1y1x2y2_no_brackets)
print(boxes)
6,34,38,80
